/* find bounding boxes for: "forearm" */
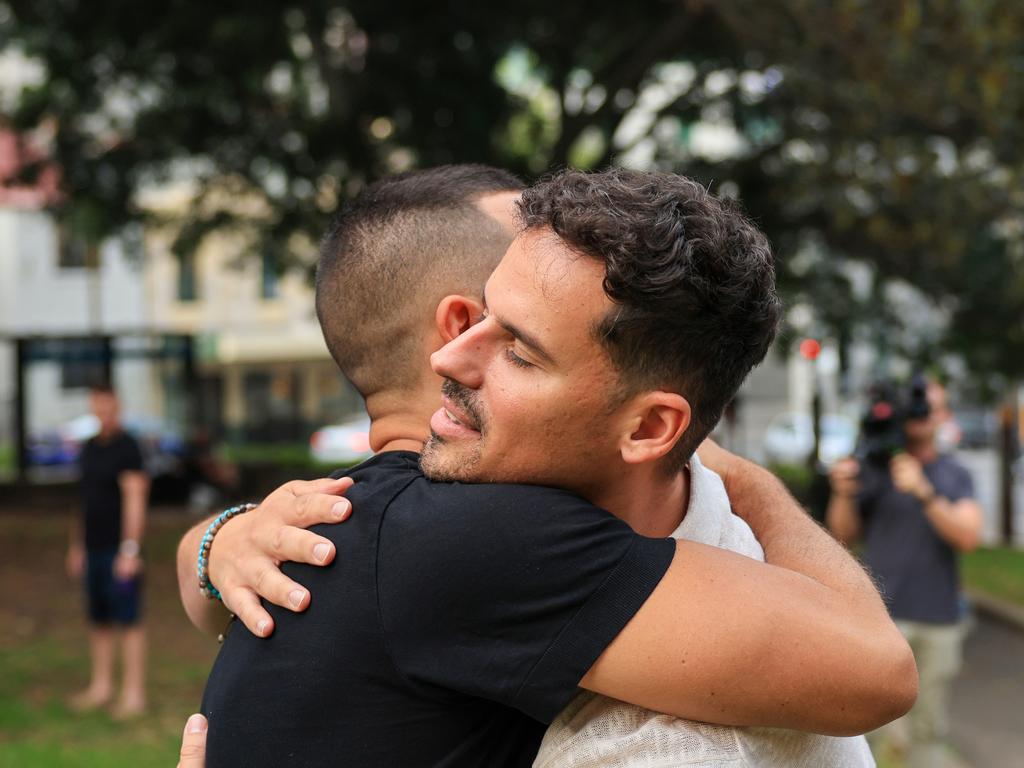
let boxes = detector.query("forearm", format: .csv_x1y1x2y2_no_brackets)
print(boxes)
825,493,861,545
121,486,147,544
922,497,982,552
725,456,885,615
177,516,232,636
584,540,917,734
69,511,82,547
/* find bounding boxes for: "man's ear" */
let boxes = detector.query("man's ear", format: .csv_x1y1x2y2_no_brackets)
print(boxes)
619,392,691,466
435,295,485,342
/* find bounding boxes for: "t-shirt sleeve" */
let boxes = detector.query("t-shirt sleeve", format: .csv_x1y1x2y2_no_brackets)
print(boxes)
376,481,675,723
947,462,975,503
120,435,145,473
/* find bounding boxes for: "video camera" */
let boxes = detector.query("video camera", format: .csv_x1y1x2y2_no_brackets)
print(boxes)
856,374,931,467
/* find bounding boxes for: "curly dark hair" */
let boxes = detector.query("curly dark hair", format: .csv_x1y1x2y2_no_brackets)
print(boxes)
517,168,781,468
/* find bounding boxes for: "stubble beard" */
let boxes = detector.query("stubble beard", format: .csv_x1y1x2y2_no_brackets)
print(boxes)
419,432,483,482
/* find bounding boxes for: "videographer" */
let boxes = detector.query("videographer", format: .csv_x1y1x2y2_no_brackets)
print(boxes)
827,378,983,767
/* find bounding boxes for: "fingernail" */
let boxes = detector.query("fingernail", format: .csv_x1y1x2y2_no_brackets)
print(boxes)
288,589,306,609
186,713,207,734
313,543,331,563
332,501,350,520
257,619,270,636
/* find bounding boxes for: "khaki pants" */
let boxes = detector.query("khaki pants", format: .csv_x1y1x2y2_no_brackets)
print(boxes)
869,620,966,768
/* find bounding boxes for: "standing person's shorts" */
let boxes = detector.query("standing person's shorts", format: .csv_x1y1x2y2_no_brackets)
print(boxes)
84,549,143,625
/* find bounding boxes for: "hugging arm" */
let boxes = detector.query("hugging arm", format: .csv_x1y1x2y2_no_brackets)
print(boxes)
176,477,353,637
176,449,915,734
581,444,916,736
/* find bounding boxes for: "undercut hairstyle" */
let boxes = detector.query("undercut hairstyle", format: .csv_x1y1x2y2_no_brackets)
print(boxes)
518,168,781,469
316,165,523,396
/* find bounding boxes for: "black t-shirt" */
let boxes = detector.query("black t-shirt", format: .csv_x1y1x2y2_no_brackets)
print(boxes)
78,431,144,551
858,454,975,624
201,451,674,767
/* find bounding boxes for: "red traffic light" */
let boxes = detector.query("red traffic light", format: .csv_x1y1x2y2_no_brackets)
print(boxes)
799,338,821,361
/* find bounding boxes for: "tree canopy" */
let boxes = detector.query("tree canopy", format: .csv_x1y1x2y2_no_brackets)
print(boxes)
3,0,1023,386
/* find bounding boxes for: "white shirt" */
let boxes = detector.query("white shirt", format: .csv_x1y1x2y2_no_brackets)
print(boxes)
533,454,875,768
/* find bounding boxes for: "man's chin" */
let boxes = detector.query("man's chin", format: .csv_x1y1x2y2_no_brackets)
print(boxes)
420,434,483,483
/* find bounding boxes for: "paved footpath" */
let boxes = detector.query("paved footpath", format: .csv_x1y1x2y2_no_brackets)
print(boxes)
950,613,1024,767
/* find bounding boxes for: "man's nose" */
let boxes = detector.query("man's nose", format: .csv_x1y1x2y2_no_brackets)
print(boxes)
430,323,487,389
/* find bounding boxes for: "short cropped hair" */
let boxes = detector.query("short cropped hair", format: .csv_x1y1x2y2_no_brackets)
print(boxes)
518,168,781,468
316,165,523,396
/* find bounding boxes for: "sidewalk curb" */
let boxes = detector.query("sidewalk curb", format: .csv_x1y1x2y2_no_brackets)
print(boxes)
965,589,1024,633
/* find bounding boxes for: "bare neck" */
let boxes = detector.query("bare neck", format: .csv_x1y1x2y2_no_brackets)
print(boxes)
97,424,121,441
586,463,690,538
906,440,938,464
364,386,437,455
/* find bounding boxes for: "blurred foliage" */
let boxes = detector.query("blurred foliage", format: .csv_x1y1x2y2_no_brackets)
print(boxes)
0,443,13,479
3,0,1024,384
962,546,1024,609
768,461,815,501
220,440,357,470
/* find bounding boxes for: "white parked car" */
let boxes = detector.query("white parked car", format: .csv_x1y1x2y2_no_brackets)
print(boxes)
309,415,374,465
762,412,857,467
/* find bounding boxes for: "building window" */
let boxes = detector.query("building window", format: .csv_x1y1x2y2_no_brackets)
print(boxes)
58,227,97,269
61,359,106,390
57,338,109,390
178,252,198,302
261,250,278,300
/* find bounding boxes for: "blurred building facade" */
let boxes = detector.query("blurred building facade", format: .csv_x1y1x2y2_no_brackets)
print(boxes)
142,187,362,445
0,168,360,483
0,127,165,481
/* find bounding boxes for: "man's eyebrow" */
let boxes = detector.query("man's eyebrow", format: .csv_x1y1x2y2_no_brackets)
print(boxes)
482,285,556,366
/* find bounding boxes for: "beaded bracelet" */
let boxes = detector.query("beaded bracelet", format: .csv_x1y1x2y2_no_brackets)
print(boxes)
197,502,258,601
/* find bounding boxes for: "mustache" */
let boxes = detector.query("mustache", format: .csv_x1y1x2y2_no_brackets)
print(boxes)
441,378,485,431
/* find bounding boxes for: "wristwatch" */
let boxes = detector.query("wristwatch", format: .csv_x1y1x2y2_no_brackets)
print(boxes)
119,539,141,558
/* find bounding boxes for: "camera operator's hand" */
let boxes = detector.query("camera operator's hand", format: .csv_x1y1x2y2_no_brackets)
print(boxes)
826,458,862,544
829,458,860,499
890,454,934,501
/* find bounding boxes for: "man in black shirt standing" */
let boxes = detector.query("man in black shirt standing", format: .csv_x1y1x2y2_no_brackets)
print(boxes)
67,384,150,717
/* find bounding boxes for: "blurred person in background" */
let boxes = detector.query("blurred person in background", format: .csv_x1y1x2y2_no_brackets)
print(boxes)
827,379,982,767
66,384,150,718
183,426,239,515
927,380,962,455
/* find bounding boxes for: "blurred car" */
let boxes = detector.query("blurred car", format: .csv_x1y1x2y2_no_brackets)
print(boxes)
954,408,998,449
310,415,374,465
27,414,100,466
762,412,857,467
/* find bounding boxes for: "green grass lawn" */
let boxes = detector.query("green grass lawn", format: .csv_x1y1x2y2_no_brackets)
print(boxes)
2,504,1017,766
221,442,363,471
0,511,219,767
221,441,328,468
0,444,13,480
962,546,1024,608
